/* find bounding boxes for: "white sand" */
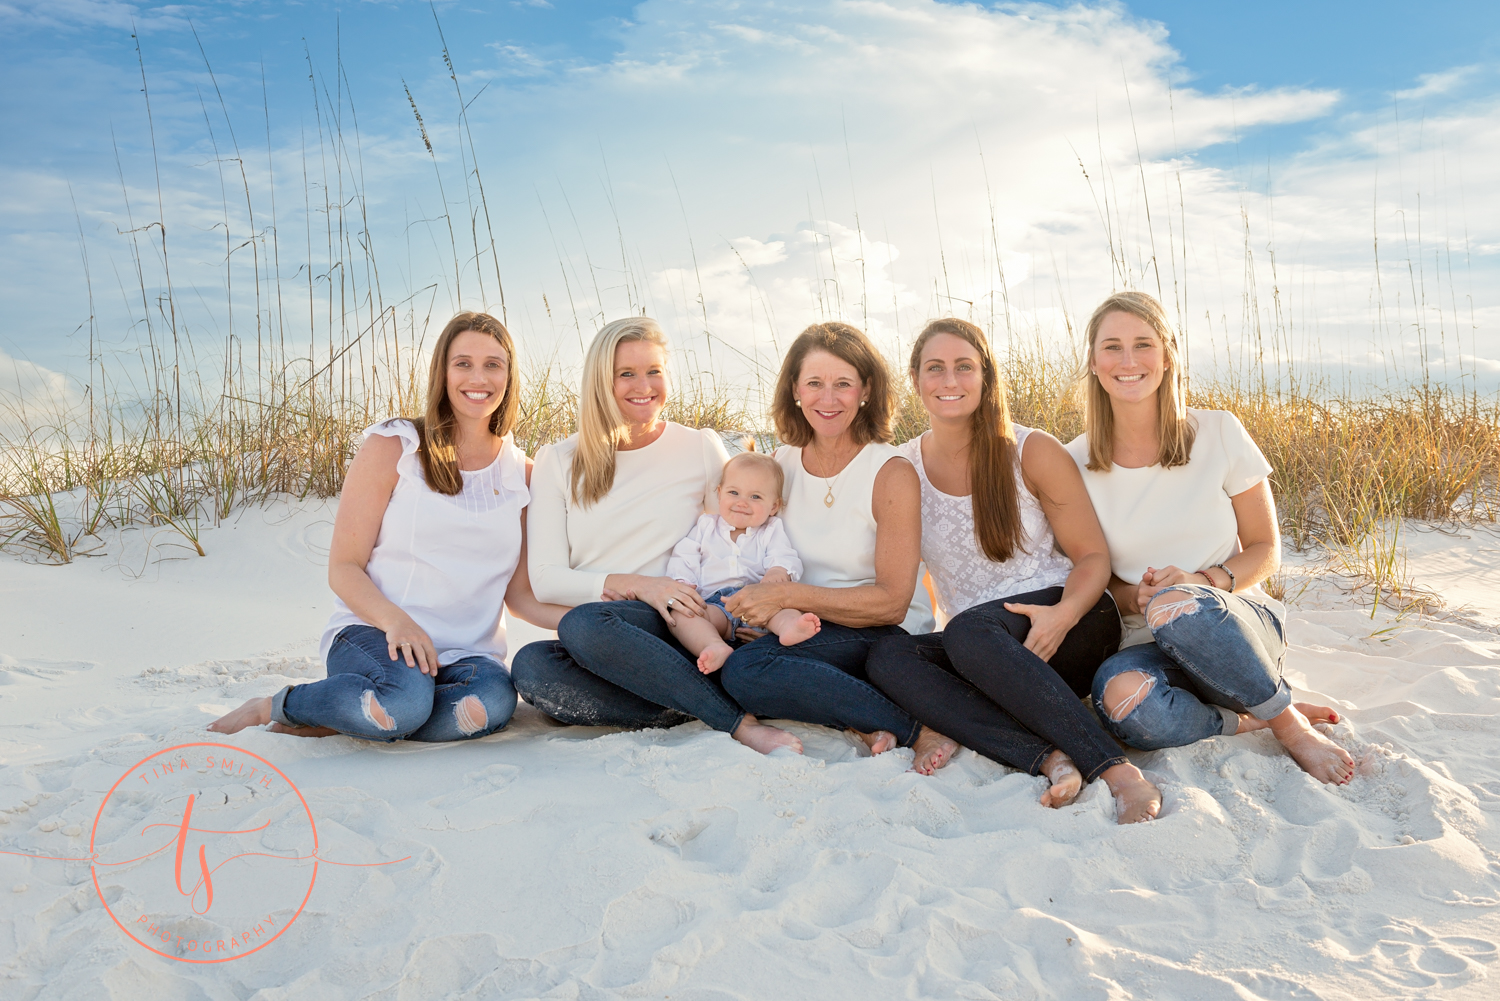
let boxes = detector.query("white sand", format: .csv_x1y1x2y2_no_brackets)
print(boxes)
3,504,1499,999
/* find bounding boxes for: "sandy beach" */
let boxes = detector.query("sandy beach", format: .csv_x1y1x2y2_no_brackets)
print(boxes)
2,500,1498,999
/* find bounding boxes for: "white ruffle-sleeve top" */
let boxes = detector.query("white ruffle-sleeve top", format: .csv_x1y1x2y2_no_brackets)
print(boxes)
319,419,530,667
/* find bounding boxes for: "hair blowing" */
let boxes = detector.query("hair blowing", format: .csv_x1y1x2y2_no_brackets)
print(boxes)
571,316,671,506
909,318,1024,563
770,322,894,448
1080,290,1195,471
407,311,520,496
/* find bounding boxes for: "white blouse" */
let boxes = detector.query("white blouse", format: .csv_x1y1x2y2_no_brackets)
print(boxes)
528,423,731,607
902,426,1073,619
320,420,529,666
666,513,803,596
1066,408,1284,648
775,442,935,634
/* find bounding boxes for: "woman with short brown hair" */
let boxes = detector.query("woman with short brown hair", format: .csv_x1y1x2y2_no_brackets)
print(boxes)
719,322,952,762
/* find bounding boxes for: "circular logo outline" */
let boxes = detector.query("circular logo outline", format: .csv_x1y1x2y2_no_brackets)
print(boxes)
90,741,320,964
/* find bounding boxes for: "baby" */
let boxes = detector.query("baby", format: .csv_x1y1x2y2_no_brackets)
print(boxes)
665,450,822,674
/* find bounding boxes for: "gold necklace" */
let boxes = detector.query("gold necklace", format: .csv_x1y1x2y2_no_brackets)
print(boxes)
808,445,857,507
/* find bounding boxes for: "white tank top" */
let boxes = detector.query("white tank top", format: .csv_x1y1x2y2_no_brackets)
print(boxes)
319,420,530,667
775,442,934,634
901,426,1073,619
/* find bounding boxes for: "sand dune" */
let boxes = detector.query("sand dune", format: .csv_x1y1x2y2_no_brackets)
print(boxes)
2,504,1498,999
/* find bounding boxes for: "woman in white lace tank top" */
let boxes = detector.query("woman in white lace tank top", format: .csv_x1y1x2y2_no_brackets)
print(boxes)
866,318,1162,824
209,313,568,743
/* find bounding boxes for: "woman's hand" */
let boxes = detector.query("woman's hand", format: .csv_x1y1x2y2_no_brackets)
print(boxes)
1002,601,1078,662
723,581,789,629
1136,565,1204,611
383,612,440,676
620,575,707,626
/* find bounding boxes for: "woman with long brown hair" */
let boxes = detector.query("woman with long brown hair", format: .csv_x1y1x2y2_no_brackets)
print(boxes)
1073,292,1351,784
209,312,565,741
864,319,1162,823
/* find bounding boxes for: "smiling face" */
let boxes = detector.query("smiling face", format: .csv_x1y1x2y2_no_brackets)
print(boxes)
915,332,984,423
795,349,867,441
613,339,669,427
445,329,510,423
1091,310,1166,406
717,459,782,531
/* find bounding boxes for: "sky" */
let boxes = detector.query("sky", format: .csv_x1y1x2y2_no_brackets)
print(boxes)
2,0,1497,414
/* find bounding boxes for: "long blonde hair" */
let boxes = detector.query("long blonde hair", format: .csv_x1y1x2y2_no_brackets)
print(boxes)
1080,290,1195,471
404,311,520,496
570,316,670,506
910,318,1024,563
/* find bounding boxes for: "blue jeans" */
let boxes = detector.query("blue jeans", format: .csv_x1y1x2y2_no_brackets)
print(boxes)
511,600,746,733
720,622,920,745
1091,584,1290,750
867,587,1126,781
273,625,517,742
704,585,748,634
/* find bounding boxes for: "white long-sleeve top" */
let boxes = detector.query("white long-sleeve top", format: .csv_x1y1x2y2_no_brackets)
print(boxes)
666,513,803,596
528,423,731,607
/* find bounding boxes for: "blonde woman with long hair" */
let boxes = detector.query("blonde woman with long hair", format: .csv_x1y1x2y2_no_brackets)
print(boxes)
1071,291,1352,784
865,318,1161,823
513,317,801,755
210,312,565,741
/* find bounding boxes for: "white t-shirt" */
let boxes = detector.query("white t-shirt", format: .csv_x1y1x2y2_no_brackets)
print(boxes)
1065,408,1284,648
666,513,803,596
775,443,935,634
528,423,731,607
319,420,529,666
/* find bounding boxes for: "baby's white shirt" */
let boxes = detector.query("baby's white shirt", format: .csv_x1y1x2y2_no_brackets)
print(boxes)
666,513,803,596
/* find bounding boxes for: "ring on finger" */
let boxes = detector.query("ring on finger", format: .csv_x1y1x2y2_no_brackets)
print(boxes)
666,597,676,608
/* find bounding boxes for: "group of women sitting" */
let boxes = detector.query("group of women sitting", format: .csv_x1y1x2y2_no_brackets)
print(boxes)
210,290,1356,825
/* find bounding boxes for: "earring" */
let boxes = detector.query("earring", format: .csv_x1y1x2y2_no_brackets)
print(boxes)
795,400,802,408
859,400,867,407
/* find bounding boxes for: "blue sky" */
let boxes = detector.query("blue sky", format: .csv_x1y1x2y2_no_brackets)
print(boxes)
2,1,1497,406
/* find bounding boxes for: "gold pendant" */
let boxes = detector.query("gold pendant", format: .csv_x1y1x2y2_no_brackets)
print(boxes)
823,486,835,507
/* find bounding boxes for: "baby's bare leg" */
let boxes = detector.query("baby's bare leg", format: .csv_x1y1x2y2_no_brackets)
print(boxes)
766,607,821,647
668,605,736,674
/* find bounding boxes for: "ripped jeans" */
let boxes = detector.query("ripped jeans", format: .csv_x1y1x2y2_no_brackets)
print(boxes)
1091,584,1289,750
272,625,517,742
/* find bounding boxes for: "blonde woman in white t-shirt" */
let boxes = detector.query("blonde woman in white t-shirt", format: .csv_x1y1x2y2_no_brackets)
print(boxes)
209,312,566,741
1069,291,1353,785
512,317,802,755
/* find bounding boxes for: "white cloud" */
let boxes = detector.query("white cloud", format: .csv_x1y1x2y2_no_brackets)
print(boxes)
1393,66,1478,101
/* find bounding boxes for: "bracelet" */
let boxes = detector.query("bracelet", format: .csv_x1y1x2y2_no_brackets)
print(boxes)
1196,570,1216,589
1213,562,1236,593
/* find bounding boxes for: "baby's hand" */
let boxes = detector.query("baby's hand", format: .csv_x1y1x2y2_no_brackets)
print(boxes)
761,566,792,584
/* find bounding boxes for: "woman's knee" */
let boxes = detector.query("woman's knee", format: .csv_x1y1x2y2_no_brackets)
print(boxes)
1099,670,1156,723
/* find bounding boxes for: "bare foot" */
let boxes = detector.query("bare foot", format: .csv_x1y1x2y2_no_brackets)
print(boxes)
697,643,734,674
1269,706,1355,784
852,729,898,755
207,697,271,734
777,613,822,647
1101,761,1162,824
267,722,341,738
733,718,803,755
1236,701,1341,734
910,726,958,775
1038,749,1083,808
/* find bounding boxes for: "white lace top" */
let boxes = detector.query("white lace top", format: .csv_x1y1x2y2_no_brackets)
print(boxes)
901,426,1073,619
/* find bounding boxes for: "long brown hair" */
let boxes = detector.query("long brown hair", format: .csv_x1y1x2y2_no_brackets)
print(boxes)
771,322,894,447
1080,290,1195,471
406,311,520,495
909,318,1024,563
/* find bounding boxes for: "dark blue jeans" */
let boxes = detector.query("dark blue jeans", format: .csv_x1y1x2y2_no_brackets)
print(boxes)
511,600,746,733
866,587,1125,781
274,625,516,742
719,622,920,745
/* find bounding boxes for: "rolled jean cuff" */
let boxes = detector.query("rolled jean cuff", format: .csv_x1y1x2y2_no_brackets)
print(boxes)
1245,678,1293,722
270,685,301,727
1215,704,1240,736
